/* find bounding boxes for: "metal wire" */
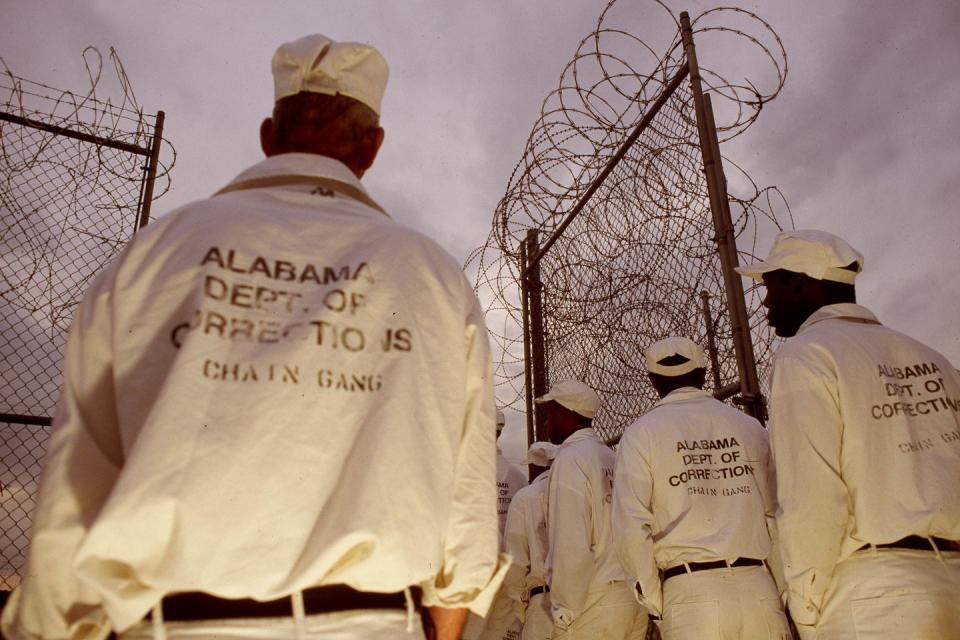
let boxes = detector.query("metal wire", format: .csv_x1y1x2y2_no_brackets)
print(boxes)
0,46,175,590
467,1,792,443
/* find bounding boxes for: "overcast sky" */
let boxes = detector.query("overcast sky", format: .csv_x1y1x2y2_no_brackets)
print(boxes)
3,0,959,464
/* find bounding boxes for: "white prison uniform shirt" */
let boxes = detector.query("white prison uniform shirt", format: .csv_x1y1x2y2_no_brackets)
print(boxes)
502,472,550,615
546,428,628,629
612,387,777,617
768,303,960,628
1,153,505,639
497,450,528,539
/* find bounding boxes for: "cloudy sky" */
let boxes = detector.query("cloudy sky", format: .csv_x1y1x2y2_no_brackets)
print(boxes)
3,0,959,465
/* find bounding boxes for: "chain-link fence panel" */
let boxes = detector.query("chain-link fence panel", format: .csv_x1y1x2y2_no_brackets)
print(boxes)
0,47,174,590
468,0,792,444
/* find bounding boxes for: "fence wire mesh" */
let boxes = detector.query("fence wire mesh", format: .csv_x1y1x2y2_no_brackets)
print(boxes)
468,1,793,443
1,47,174,590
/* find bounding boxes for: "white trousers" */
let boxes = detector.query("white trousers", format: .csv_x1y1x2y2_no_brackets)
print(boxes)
118,608,426,640
804,548,960,640
551,582,646,640
660,565,789,640
476,584,522,640
521,593,553,640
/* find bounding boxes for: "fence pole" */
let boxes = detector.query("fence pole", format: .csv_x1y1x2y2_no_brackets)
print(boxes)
520,240,535,474
699,290,723,390
681,12,765,423
136,110,165,229
524,230,549,444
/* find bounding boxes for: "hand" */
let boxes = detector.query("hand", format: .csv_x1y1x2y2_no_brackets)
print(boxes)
425,606,469,640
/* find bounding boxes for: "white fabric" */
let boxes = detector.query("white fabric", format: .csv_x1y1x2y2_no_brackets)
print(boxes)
735,229,863,284
613,387,779,617
546,429,626,628
645,337,707,377
810,548,960,639
1,153,504,639
520,592,552,640
272,35,389,115
522,442,558,467
659,565,790,640
497,452,528,539
534,380,601,419
502,472,551,618
118,608,426,639
767,303,960,627
550,582,644,640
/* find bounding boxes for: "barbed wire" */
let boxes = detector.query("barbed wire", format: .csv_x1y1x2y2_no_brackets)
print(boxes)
0,46,176,331
467,0,793,440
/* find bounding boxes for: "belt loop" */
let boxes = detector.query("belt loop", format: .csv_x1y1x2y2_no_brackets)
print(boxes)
869,543,878,556
724,558,734,575
682,561,691,575
403,587,416,632
151,603,167,640
291,591,307,640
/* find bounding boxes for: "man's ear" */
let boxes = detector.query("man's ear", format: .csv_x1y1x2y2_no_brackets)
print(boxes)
354,127,385,176
260,117,277,157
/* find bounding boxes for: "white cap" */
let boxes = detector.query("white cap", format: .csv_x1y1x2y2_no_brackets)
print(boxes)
736,230,864,284
495,409,506,433
534,380,601,419
645,337,707,377
523,441,559,467
272,34,389,115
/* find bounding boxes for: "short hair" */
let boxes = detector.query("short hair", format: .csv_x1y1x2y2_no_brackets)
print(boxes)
270,91,380,158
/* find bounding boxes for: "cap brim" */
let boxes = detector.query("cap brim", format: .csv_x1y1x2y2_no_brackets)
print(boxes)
533,394,553,404
735,260,778,281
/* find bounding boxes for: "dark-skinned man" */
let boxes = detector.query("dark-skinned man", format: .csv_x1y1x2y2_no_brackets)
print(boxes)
737,229,960,639
535,380,647,640
2,34,505,640
612,337,789,640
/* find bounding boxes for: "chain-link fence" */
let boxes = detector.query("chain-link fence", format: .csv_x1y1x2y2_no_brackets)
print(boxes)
468,1,792,446
0,47,174,590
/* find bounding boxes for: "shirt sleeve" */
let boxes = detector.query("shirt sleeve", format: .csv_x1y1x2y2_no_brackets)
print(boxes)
502,492,531,613
611,425,662,617
420,294,508,616
2,275,121,640
546,449,593,627
768,354,848,626
755,430,787,597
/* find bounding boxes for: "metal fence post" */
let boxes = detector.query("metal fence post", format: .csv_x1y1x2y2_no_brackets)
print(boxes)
136,110,165,229
681,12,766,423
524,230,549,444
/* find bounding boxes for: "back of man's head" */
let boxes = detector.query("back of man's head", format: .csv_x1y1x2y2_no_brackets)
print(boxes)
260,35,388,176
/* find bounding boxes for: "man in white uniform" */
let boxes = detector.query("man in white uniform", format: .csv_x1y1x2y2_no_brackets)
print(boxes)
502,441,558,640
464,410,528,640
612,337,789,640
737,229,960,639
497,409,529,538
536,380,647,640
2,34,506,640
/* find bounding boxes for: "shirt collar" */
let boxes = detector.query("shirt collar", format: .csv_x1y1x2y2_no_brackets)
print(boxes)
797,303,880,334
559,427,600,447
654,387,712,408
214,153,386,215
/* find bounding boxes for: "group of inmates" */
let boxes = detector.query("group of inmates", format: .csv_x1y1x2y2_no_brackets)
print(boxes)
3,31,958,640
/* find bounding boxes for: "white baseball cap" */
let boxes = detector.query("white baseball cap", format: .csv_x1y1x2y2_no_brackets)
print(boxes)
272,34,389,115
736,230,864,284
523,441,559,467
645,337,707,376
534,380,601,419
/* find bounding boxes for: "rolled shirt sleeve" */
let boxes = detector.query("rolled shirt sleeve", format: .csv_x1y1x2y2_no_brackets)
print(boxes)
420,298,508,615
546,452,593,627
768,354,848,626
612,424,662,617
